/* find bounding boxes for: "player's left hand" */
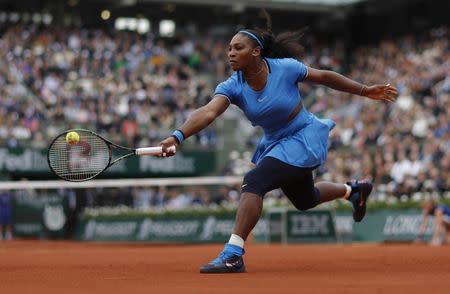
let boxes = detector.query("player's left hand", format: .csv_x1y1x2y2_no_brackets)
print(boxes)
364,84,398,103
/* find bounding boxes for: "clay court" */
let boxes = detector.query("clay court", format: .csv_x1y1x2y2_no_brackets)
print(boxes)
1,241,449,294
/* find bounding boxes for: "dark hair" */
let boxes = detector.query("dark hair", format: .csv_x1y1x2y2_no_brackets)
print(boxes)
241,10,306,60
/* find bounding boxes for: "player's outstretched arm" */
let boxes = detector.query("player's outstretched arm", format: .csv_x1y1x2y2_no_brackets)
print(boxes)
159,95,230,155
305,67,398,103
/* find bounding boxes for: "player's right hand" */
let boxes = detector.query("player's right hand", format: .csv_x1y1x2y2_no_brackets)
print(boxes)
159,137,178,157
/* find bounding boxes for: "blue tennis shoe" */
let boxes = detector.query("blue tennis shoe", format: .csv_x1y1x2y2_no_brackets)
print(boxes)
200,243,245,273
347,180,373,222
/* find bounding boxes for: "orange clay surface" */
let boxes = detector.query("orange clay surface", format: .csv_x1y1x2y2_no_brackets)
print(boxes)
1,241,450,294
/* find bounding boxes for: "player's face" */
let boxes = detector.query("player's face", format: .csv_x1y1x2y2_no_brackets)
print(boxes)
228,34,258,71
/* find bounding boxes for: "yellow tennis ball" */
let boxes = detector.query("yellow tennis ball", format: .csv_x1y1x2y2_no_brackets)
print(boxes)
66,131,80,144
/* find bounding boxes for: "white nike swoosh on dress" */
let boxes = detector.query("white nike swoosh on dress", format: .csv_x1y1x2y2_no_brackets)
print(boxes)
257,96,267,102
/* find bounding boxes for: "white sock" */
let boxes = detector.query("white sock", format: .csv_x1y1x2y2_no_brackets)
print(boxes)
228,234,245,249
343,184,352,199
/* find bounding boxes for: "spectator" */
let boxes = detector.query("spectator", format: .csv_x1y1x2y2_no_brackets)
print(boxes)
0,190,13,241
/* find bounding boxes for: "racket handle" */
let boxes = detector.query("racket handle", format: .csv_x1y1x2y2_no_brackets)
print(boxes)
135,146,176,156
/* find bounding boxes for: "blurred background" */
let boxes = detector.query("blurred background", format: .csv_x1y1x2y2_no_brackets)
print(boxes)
0,0,448,243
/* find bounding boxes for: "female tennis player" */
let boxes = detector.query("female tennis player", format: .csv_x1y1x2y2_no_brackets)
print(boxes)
160,13,398,273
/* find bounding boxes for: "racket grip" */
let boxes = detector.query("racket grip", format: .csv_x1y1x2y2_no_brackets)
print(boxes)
135,146,176,156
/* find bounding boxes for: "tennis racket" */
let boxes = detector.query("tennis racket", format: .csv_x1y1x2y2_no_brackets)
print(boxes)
47,129,175,182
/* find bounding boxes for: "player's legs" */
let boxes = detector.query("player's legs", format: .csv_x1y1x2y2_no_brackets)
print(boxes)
278,163,373,222
281,168,319,211
235,162,356,235
199,191,262,273
240,156,373,220
282,179,351,210
200,157,289,273
315,182,347,203
200,157,373,273
234,157,304,238
232,192,263,241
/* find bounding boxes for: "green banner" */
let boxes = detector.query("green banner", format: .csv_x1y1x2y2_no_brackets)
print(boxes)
267,208,337,243
75,208,337,243
334,213,354,243
0,147,216,178
286,210,336,242
72,208,437,243
13,192,68,238
352,209,434,242
75,214,268,243
267,208,283,243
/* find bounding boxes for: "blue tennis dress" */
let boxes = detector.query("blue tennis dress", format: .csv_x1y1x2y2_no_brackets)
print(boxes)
214,57,336,168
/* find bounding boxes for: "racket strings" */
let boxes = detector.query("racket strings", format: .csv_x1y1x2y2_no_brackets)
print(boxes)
48,131,110,181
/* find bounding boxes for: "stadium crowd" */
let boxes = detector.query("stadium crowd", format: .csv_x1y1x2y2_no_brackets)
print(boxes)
0,23,223,149
0,21,448,209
